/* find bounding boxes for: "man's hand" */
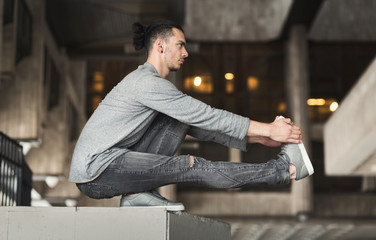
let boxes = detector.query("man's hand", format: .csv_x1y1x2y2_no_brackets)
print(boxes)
269,116,302,143
247,116,302,144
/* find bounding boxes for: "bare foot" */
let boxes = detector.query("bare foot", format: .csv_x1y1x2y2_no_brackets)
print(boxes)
289,164,296,180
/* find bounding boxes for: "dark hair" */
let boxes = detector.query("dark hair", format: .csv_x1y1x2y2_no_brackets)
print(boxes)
132,19,184,53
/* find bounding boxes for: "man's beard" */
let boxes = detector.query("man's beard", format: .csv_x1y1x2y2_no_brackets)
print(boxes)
168,65,180,72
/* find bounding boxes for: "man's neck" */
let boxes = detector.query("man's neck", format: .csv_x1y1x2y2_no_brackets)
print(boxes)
146,58,169,78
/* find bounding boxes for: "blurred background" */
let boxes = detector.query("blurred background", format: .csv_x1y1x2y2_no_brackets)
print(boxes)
1,0,376,239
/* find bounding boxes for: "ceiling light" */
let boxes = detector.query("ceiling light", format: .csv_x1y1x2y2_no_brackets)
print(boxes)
330,101,339,112
194,76,202,86
224,73,234,80
307,98,326,106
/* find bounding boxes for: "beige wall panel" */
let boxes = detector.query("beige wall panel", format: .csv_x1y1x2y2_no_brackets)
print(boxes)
324,57,376,176
315,193,376,217
26,103,68,175
0,0,44,139
179,192,291,216
20,0,87,177
1,25,15,73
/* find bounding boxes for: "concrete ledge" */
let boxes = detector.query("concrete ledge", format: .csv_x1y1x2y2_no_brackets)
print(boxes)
180,191,291,216
315,193,376,217
0,207,230,240
324,57,376,175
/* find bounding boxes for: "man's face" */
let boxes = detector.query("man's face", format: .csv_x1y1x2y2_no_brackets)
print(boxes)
162,28,189,72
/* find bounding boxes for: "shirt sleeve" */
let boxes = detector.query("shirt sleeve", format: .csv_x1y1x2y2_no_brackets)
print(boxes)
135,75,250,140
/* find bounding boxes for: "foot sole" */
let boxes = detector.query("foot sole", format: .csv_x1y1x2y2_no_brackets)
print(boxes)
298,142,314,176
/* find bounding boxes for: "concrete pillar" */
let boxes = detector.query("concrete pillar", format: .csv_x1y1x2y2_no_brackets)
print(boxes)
362,177,376,192
285,25,313,215
229,148,242,163
159,185,178,202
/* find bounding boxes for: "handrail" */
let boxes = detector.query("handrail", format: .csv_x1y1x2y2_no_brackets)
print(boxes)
0,132,32,206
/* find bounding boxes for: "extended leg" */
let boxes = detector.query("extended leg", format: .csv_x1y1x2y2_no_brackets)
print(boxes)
77,151,290,199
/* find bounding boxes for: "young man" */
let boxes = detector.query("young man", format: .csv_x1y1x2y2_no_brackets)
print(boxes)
69,20,314,211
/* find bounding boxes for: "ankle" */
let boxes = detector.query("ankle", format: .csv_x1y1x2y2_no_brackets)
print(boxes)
123,193,138,197
289,164,296,180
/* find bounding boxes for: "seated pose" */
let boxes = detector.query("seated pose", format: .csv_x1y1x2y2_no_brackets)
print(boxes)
69,20,314,211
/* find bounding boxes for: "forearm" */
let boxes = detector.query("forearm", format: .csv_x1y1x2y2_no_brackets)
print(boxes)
246,120,271,138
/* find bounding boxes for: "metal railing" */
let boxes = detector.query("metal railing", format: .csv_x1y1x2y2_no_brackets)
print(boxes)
0,132,32,206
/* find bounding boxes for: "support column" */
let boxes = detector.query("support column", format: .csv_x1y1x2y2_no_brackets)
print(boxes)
229,148,242,163
285,25,313,215
362,177,376,192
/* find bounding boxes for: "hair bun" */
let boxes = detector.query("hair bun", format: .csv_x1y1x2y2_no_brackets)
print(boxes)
132,22,147,51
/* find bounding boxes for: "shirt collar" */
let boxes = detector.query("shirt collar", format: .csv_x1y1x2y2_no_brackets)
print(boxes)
143,62,160,76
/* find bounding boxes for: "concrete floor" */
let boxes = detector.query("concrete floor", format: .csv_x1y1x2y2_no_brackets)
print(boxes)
217,217,376,240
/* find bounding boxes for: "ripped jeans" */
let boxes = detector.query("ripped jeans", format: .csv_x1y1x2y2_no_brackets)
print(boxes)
77,114,290,199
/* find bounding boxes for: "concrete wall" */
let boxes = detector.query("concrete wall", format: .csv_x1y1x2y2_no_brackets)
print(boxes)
180,191,291,216
184,0,292,41
0,0,87,178
324,57,376,176
0,0,87,206
0,0,86,141
0,0,41,139
178,191,376,217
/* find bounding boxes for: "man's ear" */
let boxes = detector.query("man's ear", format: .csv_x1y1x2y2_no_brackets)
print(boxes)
155,39,164,53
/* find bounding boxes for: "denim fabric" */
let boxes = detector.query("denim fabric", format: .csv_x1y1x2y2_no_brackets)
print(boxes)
77,114,290,199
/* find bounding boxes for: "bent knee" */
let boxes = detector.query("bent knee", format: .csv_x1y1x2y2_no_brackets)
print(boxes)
189,155,195,167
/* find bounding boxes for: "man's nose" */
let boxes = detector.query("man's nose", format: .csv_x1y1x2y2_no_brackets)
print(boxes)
182,47,189,58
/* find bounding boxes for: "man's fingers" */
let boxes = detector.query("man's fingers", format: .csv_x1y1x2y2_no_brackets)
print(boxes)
291,126,301,135
291,130,302,137
283,118,292,124
291,125,301,131
287,138,302,144
290,133,303,140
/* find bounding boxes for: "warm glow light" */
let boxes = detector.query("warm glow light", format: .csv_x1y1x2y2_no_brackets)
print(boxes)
247,76,259,91
93,71,104,92
184,75,213,93
278,102,286,113
194,76,202,86
93,71,104,82
226,82,234,93
224,73,234,80
92,95,102,110
93,82,104,92
330,101,339,112
307,98,326,106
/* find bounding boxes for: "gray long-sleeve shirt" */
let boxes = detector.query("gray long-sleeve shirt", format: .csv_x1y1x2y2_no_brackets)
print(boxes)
69,62,250,182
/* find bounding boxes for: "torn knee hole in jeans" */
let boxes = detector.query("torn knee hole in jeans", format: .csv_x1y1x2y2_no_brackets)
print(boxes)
189,155,195,167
